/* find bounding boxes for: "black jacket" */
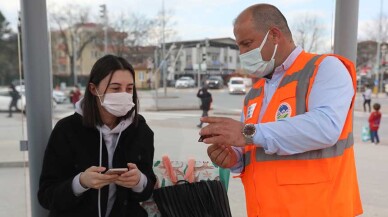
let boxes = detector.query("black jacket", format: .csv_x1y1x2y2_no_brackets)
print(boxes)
197,88,212,111
38,113,156,217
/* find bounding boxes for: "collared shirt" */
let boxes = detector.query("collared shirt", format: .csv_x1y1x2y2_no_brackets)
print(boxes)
231,46,354,173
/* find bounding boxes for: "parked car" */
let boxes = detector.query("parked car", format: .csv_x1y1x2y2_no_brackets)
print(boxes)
228,77,246,94
52,90,67,104
175,76,195,88
15,84,67,104
205,76,224,89
0,88,26,112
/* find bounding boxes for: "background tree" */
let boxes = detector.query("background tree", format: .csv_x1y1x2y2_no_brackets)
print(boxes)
110,12,154,56
359,13,388,42
148,9,178,45
0,10,19,85
49,4,98,86
291,14,325,53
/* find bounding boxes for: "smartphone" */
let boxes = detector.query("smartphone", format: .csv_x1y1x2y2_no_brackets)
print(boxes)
198,135,213,142
104,168,128,175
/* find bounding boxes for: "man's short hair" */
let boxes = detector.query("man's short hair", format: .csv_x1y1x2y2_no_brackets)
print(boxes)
235,4,292,37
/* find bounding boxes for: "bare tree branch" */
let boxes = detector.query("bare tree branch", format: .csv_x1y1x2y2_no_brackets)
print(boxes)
292,14,324,53
360,13,388,42
148,9,178,45
49,4,97,85
110,12,155,57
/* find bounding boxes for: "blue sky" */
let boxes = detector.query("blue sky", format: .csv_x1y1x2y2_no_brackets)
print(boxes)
0,0,386,47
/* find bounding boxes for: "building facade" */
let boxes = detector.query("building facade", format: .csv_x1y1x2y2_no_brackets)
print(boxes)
164,38,242,84
357,41,388,78
50,23,157,89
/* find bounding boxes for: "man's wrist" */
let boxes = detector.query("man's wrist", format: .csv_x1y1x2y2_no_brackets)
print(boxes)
244,136,254,145
242,123,256,145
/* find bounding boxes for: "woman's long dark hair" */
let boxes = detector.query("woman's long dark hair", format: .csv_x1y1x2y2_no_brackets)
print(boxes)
82,54,139,127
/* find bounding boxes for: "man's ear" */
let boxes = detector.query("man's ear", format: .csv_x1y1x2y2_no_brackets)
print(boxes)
269,27,281,44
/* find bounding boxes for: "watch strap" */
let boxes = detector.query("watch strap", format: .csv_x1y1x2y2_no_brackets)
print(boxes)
245,136,254,145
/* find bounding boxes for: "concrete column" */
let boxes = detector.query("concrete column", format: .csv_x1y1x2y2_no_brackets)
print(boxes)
333,0,359,63
20,0,52,216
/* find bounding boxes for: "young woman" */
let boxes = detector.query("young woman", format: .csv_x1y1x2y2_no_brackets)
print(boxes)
38,55,156,217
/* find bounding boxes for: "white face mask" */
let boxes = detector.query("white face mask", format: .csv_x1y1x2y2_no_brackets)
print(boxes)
239,31,278,77
96,91,135,117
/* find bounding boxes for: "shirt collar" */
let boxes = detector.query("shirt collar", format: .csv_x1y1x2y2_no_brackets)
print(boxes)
276,46,303,73
266,46,303,82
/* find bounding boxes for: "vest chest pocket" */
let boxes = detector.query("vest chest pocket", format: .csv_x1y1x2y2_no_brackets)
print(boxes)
271,91,296,121
275,159,330,185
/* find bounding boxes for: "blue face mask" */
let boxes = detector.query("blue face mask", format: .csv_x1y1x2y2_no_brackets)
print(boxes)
239,31,278,77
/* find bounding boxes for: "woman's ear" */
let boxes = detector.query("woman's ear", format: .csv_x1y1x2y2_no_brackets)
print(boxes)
89,83,98,96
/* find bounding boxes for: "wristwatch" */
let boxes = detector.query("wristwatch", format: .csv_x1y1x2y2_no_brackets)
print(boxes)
242,124,256,145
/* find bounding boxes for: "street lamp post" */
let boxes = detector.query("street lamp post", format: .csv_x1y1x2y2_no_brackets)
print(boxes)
100,4,108,54
381,44,388,92
377,0,384,93
196,43,201,88
161,0,167,96
72,29,78,86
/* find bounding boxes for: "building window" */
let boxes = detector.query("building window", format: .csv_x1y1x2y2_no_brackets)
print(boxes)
59,64,67,72
139,71,145,81
224,56,227,63
186,54,191,62
229,56,233,63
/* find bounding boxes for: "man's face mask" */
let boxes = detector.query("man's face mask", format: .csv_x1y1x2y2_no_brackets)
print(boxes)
96,89,135,117
239,31,278,77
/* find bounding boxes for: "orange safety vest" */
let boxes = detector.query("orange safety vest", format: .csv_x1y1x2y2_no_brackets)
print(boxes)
241,51,363,217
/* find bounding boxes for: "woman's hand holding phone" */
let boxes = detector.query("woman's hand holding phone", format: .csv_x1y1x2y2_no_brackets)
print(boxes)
104,168,128,175
79,166,122,189
114,163,141,188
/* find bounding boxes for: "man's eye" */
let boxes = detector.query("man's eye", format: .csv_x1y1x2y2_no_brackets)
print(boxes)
243,42,251,47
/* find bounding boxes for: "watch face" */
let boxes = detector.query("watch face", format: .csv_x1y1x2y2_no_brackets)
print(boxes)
244,124,256,137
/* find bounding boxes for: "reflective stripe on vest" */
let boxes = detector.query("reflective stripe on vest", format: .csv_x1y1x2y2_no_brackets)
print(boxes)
244,87,263,107
254,133,353,163
278,55,321,115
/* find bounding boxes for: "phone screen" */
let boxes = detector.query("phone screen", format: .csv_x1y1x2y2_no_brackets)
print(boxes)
104,168,128,175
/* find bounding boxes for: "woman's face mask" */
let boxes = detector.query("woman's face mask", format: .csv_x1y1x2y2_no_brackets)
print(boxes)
96,90,135,117
239,31,278,78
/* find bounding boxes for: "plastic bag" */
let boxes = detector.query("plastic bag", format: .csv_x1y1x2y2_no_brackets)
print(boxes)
141,156,230,217
361,125,371,142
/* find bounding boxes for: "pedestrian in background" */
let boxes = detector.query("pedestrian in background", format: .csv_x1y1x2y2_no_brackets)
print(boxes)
70,85,82,108
38,55,156,217
196,86,212,128
7,83,20,118
200,3,362,216
363,84,372,112
369,103,382,145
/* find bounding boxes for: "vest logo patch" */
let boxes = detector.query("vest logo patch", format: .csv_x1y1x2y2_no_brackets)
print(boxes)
246,103,257,120
276,102,292,121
